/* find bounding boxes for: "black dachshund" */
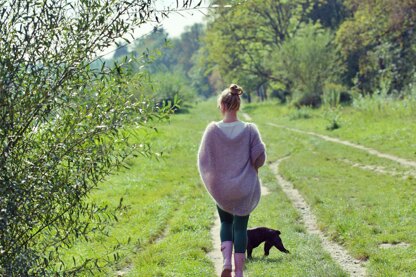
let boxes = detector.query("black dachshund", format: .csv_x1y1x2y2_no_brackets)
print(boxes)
247,227,290,259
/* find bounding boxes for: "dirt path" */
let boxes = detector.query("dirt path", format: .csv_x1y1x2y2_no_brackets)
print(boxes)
271,158,367,277
207,181,271,276
339,158,416,179
268,123,416,169
207,214,223,277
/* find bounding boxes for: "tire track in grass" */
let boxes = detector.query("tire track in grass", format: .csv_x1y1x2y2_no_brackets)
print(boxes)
339,158,416,179
268,123,416,169
271,157,367,277
207,215,223,277
207,181,271,276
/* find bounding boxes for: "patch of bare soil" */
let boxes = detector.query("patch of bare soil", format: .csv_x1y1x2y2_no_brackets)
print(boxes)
271,158,367,277
115,265,132,276
379,242,410,249
339,158,416,179
207,214,223,277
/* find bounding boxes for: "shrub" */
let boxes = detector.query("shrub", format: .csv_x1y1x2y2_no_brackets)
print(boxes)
324,107,342,130
323,83,345,107
269,23,342,107
0,0,189,274
289,106,314,120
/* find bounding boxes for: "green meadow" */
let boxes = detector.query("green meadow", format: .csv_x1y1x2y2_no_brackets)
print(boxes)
63,99,415,276
246,100,416,276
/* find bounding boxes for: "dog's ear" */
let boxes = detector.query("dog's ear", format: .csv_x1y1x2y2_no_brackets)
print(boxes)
275,229,281,235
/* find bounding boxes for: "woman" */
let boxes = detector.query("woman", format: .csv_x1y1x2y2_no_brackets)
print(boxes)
198,84,266,277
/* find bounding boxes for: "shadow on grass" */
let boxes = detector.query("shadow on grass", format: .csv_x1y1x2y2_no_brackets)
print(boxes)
247,256,284,264
242,105,260,114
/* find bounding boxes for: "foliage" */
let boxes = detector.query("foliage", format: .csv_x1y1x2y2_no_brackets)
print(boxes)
167,24,213,99
129,72,196,111
202,0,320,100
0,0,195,274
288,107,314,120
129,28,171,73
324,106,342,130
308,0,349,29
323,82,345,107
351,84,416,119
123,24,211,100
336,0,416,94
199,0,415,103
269,23,341,107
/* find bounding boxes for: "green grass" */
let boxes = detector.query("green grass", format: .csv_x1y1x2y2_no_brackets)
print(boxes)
62,100,347,276
243,100,416,160
62,102,217,276
247,166,346,277
245,101,416,276
62,98,415,276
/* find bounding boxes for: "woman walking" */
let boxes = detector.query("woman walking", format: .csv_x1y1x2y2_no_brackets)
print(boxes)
198,84,266,277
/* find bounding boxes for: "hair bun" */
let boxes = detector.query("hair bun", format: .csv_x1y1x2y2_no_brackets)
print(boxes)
229,84,243,96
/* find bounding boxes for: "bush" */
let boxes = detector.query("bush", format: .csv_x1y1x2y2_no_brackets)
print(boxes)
323,83,345,107
324,107,342,130
130,71,195,113
269,23,342,107
289,106,314,120
0,0,185,274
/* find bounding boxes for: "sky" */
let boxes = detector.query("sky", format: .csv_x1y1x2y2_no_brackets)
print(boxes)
97,0,211,59
156,0,210,37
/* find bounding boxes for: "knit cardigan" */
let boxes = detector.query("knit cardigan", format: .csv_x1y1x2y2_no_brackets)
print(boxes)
198,122,266,216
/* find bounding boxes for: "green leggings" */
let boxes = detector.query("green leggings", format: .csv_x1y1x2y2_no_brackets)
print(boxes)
217,206,250,253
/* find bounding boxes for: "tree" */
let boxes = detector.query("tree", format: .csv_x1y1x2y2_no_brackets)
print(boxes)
336,0,416,94
308,0,349,29
269,23,341,106
130,27,171,73
0,0,196,274
202,0,320,100
170,24,205,75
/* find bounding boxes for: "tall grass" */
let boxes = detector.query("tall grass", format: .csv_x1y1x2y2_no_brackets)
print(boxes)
352,84,416,117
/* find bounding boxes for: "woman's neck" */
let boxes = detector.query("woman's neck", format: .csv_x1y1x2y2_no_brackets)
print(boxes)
222,111,238,123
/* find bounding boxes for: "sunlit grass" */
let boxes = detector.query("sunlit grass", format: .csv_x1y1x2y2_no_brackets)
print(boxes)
247,167,346,277
61,97,415,276
245,100,416,160
246,100,416,276
62,100,351,276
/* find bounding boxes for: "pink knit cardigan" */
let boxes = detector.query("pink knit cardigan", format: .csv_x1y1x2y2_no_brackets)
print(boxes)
198,122,266,216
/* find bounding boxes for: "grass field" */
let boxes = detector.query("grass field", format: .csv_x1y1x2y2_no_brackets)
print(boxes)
242,100,416,161
245,101,416,276
63,99,415,276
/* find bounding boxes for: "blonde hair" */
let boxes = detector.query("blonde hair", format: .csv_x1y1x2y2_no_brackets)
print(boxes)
217,84,244,111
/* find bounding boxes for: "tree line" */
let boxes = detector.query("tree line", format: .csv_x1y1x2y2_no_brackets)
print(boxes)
121,0,415,107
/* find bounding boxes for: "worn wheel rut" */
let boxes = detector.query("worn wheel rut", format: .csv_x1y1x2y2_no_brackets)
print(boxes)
271,157,367,277
268,123,416,169
339,158,416,179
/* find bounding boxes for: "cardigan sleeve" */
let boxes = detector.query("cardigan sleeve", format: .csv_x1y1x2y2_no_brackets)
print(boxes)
198,123,215,178
249,123,266,168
